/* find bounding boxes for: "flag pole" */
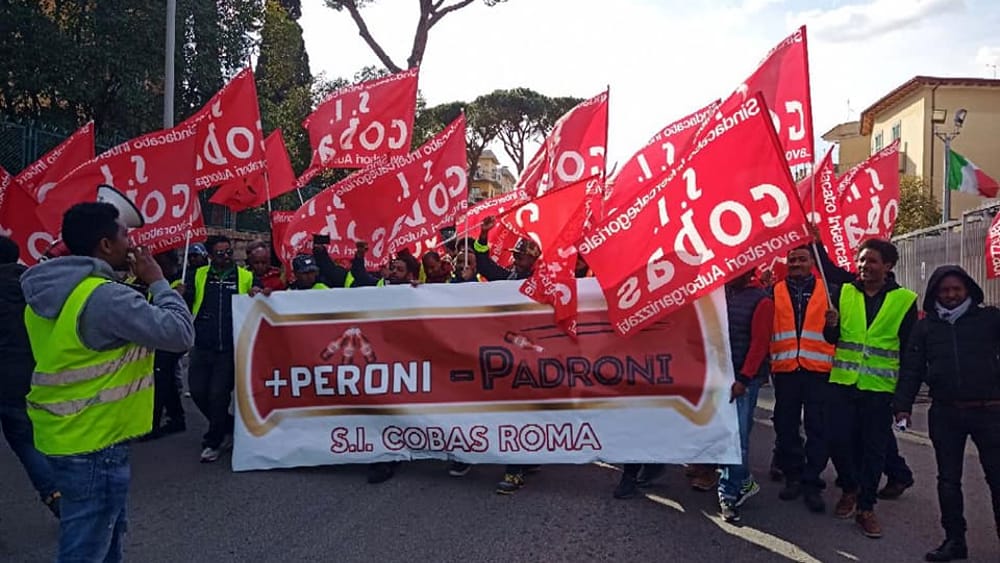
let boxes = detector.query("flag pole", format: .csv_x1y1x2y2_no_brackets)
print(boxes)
180,221,193,283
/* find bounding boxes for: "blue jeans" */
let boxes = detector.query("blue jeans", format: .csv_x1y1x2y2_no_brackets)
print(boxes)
48,443,131,563
0,402,58,500
719,378,763,503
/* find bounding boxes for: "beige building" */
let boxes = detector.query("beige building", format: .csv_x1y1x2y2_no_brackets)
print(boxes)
859,76,1000,219
821,121,868,174
470,149,517,203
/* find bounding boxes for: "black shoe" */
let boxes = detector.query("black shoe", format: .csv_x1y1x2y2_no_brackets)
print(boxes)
925,538,968,561
613,474,639,499
448,462,472,477
803,489,826,513
367,462,397,484
779,480,802,501
636,464,666,488
720,500,741,524
496,472,525,495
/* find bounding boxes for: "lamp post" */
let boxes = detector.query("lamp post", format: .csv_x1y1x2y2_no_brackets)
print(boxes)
932,108,968,223
164,0,176,128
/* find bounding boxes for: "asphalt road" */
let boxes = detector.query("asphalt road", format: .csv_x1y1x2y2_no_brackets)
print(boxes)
2,387,998,562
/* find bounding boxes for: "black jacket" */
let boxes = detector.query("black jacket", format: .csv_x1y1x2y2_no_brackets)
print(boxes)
894,265,1000,412
185,266,257,351
0,263,34,404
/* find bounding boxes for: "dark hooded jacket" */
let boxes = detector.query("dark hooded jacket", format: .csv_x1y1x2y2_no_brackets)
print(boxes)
0,262,33,404
894,265,1000,412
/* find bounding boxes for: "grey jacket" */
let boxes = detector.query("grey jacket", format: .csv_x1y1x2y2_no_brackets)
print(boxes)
20,256,194,354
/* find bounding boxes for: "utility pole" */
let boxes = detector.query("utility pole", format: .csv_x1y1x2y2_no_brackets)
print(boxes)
164,0,176,128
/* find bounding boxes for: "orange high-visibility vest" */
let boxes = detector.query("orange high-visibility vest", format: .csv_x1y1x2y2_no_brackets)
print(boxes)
770,278,835,373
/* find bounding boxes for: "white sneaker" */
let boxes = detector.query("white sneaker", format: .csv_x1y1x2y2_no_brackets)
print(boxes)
200,447,221,463
220,434,234,451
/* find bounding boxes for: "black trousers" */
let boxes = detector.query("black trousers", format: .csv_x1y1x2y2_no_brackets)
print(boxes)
826,384,893,511
928,402,1000,539
188,348,235,449
152,351,185,430
773,370,830,489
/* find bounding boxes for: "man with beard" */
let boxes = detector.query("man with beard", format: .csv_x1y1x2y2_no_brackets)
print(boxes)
824,238,917,538
474,216,539,282
895,266,1000,561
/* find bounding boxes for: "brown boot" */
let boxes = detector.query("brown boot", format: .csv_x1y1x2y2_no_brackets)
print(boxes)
834,492,858,519
688,464,719,491
855,510,882,539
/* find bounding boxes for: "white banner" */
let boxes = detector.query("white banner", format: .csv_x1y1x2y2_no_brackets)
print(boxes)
231,279,740,471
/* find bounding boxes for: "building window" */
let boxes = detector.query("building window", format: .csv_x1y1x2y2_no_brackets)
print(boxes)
874,131,884,152
891,121,901,141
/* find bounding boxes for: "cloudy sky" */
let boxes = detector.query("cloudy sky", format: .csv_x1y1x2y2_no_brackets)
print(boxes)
299,0,1000,170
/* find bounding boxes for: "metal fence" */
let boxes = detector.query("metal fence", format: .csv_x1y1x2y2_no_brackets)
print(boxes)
893,202,1000,306
0,117,268,232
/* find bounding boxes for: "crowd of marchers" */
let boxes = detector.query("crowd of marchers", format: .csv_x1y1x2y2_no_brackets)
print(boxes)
1,203,999,562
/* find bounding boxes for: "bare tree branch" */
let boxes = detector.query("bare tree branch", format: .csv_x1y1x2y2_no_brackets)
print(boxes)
428,0,476,27
342,0,403,73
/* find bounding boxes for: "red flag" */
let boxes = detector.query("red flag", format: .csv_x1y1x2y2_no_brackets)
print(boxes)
517,176,601,336
210,130,296,212
795,148,834,206
270,210,296,255
339,115,467,263
736,26,814,166
16,122,95,203
518,91,608,198
182,68,266,190
580,94,811,336
281,116,465,271
40,125,206,253
987,211,1000,279
0,125,96,265
606,101,719,211
462,189,528,269
836,140,901,268
303,67,419,172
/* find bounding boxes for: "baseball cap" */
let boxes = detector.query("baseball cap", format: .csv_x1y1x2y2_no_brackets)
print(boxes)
293,254,320,273
509,238,541,258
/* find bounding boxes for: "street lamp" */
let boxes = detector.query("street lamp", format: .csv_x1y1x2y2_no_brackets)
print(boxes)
933,108,968,223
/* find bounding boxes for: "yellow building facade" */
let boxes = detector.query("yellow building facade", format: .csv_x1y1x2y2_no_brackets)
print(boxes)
859,76,1000,219
469,149,517,204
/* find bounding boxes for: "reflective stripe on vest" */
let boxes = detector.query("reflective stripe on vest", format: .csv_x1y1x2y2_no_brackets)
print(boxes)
829,284,917,393
191,265,253,317
24,277,155,455
770,279,835,373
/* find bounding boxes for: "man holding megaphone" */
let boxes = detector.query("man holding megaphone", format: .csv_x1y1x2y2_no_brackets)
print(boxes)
19,186,195,562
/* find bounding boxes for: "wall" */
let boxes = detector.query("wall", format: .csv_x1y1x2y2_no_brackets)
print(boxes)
869,90,926,177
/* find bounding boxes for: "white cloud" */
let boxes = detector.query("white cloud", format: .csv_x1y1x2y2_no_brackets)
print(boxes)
740,0,786,14
790,0,965,42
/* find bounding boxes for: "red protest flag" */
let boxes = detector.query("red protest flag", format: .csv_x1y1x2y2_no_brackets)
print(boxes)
303,67,419,172
605,101,719,211
181,68,267,190
736,25,814,166
15,122,95,203
338,115,467,264
834,140,901,270
0,171,58,266
269,211,296,256
518,91,608,199
987,211,1000,280
580,94,811,336
516,176,602,337
39,125,206,254
795,147,833,206
210,129,296,212
461,189,528,269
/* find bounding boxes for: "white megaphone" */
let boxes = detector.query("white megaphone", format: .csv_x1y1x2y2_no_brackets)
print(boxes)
39,184,146,261
96,185,145,228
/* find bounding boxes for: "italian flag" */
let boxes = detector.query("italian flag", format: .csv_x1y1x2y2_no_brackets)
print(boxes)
948,150,999,197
